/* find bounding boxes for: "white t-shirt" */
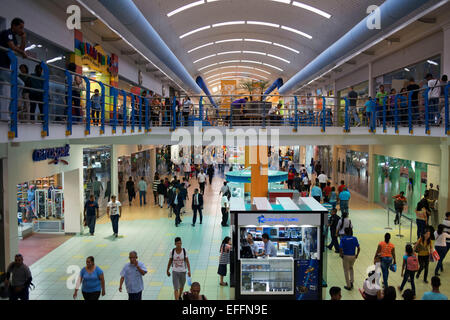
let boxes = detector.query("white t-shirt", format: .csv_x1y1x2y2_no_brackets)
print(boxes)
184,163,191,172
170,248,187,273
198,173,206,183
302,176,309,185
220,185,229,194
221,196,229,208
318,174,328,184
428,79,441,99
108,201,121,215
434,231,450,247
363,279,381,297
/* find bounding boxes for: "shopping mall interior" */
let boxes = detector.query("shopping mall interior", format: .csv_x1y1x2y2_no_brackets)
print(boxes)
0,0,450,301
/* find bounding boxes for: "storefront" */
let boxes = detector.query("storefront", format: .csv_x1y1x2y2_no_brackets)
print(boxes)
373,155,439,220
83,146,111,211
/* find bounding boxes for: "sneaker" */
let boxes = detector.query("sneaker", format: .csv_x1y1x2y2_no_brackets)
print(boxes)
356,123,361,127
192,224,195,227
115,233,118,238
344,286,352,291
424,280,428,284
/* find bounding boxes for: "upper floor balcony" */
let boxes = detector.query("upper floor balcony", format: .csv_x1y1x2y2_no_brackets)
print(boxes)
0,48,449,145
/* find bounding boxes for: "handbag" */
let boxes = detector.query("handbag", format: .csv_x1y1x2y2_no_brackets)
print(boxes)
389,264,397,272
431,249,440,262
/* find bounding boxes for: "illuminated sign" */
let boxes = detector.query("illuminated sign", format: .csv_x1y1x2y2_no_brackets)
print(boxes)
32,144,70,165
257,214,299,224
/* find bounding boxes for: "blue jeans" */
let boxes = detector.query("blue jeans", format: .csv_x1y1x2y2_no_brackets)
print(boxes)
435,246,448,274
428,98,439,124
380,257,392,287
110,214,119,234
340,200,349,214
351,107,360,125
416,219,426,239
399,269,415,296
86,215,96,234
128,291,142,300
139,190,146,206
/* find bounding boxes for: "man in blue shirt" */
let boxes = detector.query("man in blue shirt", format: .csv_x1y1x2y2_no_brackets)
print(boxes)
311,179,322,203
339,227,360,291
364,97,377,127
91,89,101,125
422,276,448,300
119,251,147,300
83,194,99,236
260,233,278,257
339,187,351,215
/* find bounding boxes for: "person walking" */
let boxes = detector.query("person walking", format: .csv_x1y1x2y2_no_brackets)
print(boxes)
414,230,433,283
105,180,111,202
302,170,310,194
374,233,396,288
317,171,328,190
166,237,191,300
221,194,230,227
294,172,302,193
157,179,166,208
415,191,431,239
347,86,360,126
323,182,332,203
167,182,175,217
73,256,105,300
310,179,322,203
92,177,103,202
184,161,191,181
182,97,193,126
220,181,231,200
443,212,450,261
172,188,183,227
107,195,122,238
329,186,338,210
207,164,214,185
84,194,99,236
4,254,32,301
425,73,441,125
119,251,147,300
336,211,352,238
90,89,101,125
339,227,360,290
327,208,340,253
152,175,161,206
392,191,407,225
191,188,203,226
126,177,135,206
339,187,351,215
434,224,450,276
198,169,207,195
138,176,147,206
218,236,232,286
422,276,448,300
398,244,418,297
337,180,346,194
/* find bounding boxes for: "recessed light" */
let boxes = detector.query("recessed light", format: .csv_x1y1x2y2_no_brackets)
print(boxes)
281,25,313,39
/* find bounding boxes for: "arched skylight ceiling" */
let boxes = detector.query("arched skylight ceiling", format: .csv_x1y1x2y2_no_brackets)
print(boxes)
167,0,332,20
188,38,300,54
206,71,268,80
179,21,312,40
198,60,284,72
193,51,290,64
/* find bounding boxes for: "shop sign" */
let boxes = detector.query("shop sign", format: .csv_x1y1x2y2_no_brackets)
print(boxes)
32,144,70,165
77,41,118,76
257,215,299,224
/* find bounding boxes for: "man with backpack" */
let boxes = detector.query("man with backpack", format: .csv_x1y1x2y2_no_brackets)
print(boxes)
4,254,32,300
392,191,407,225
167,237,191,300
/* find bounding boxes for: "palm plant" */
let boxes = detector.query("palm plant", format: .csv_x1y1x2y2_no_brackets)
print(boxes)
255,80,270,101
239,80,255,101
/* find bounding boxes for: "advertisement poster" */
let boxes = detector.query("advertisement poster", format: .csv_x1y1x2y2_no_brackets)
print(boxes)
400,166,409,178
295,258,319,300
421,171,427,184
221,80,237,108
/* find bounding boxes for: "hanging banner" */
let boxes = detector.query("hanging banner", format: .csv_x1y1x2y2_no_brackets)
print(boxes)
221,80,237,109
420,171,427,184
400,166,409,178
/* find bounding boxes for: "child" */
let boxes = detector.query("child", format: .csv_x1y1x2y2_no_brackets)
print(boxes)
398,244,418,298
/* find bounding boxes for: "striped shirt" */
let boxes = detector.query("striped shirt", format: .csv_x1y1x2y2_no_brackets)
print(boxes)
152,180,160,192
219,244,231,265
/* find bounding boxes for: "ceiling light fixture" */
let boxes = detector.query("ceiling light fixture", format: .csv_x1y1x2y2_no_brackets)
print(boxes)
46,56,63,63
427,60,438,66
204,67,222,74
247,21,280,28
241,60,262,64
242,50,266,56
244,39,271,44
253,67,271,74
281,25,312,39
215,39,243,43
187,42,214,53
292,1,332,19
198,63,218,71
193,54,217,63
180,25,211,39
212,21,245,27
267,54,290,63
263,63,283,71
270,0,291,3
217,51,242,55
404,67,410,72
219,60,240,64
273,42,300,54
167,0,204,17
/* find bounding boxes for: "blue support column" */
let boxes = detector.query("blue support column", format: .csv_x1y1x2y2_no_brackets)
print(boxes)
112,87,117,134
83,76,91,135
424,88,430,135
262,100,266,129
294,96,299,132
344,97,349,132
445,84,449,135
145,97,149,132
7,50,18,138
394,94,399,133
64,70,73,136
131,94,135,132
199,96,204,123
138,96,142,132
41,62,50,137
408,91,413,134
121,90,127,133
321,96,326,132
171,96,177,131
382,96,387,133
99,82,105,134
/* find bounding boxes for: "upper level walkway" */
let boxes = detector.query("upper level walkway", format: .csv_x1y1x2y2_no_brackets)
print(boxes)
1,48,449,145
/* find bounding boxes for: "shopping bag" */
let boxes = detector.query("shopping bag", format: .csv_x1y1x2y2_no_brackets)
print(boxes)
431,249,440,262
187,275,192,286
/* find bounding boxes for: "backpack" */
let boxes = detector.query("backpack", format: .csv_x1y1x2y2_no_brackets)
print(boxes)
406,255,419,271
394,199,404,210
171,248,187,267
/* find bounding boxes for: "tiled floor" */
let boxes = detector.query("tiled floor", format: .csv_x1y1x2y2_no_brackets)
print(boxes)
18,233,73,266
25,175,449,300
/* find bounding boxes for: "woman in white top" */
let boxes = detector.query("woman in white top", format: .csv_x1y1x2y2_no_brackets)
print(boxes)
434,224,450,276
336,211,352,237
